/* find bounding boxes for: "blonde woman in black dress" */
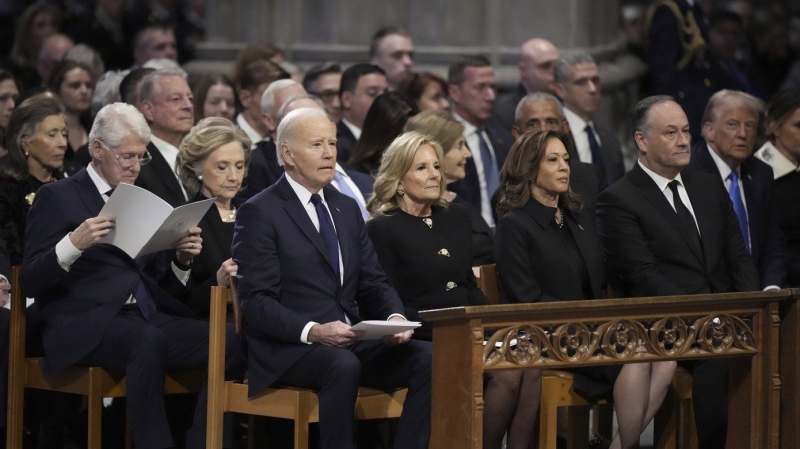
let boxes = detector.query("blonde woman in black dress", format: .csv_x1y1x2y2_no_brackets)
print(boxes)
366,131,541,449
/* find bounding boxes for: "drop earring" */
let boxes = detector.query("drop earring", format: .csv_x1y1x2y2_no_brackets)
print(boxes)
397,186,405,196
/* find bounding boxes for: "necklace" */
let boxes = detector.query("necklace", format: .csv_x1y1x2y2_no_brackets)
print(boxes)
558,207,565,229
221,206,237,223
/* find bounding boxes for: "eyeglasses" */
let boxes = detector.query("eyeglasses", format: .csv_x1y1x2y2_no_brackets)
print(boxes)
98,141,152,168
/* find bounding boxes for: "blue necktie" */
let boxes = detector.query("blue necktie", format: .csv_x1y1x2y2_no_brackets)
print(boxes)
333,171,369,220
477,129,499,197
310,193,340,278
585,124,605,169
727,170,750,253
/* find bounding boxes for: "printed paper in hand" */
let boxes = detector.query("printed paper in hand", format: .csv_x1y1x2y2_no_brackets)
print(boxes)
350,320,421,340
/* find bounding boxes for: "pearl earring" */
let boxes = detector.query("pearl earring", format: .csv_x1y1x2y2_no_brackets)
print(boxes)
197,175,203,180
397,187,405,196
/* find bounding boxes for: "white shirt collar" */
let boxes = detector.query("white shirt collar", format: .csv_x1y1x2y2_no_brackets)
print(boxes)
706,143,737,180
86,163,113,195
285,171,327,206
341,118,362,140
237,113,265,146
755,141,800,179
637,159,686,192
452,111,478,135
564,107,591,132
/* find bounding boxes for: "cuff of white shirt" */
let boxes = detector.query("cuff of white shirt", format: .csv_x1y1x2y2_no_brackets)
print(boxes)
763,285,781,291
56,234,83,271
387,313,406,321
300,321,318,344
171,262,191,285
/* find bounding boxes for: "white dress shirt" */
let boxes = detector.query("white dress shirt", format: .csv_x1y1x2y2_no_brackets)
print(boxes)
564,107,602,165
340,118,362,140
331,164,368,209
236,113,266,148
452,112,497,226
638,160,701,235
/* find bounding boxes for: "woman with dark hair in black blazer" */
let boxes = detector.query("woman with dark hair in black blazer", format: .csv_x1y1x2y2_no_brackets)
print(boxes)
177,117,251,318
495,130,675,449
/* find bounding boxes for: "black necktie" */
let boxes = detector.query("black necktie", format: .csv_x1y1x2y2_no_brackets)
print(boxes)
585,124,605,169
667,180,702,252
310,193,340,278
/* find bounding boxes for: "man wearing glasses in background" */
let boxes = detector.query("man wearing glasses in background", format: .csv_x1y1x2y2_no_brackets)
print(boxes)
303,62,343,124
21,102,243,449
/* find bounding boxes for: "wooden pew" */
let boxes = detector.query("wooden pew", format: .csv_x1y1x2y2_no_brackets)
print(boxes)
419,290,788,449
779,288,800,449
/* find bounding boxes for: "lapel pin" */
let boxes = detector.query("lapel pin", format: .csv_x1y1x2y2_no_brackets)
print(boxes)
438,248,450,257
579,224,584,230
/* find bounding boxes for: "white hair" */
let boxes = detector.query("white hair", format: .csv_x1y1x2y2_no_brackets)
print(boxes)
261,79,302,118
91,69,130,118
89,102,151,152
514,92,565,124
138,67,188,103
275,107,329,167
142,58,181,71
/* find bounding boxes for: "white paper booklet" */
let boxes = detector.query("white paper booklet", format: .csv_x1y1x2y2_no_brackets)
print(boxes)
350,320,421,340
97,183,214,259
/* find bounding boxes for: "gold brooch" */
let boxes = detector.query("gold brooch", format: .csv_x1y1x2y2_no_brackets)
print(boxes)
25,192,36,205
446,282,456,291
438,248,450,257
422,218,432,229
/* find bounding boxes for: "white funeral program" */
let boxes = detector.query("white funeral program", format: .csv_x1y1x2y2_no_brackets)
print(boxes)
350,320,422,340
98,183,214,259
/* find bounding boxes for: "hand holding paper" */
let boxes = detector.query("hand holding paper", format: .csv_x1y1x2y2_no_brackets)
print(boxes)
349,320,421,341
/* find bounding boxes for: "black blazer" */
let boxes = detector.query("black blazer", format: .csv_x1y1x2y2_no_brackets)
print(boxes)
21,169,195,375
184,194,240,318
231,175,404,395
593,122,626,185
336,121,357,165
240,140,283,200
495,199,606,303
343,166,374,200
596,163,759,297
134,142,188,207
449,118,514,209
687,142,788,288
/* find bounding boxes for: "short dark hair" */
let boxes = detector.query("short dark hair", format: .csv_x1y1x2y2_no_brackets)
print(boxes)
302,62,341,92
369,26,411,57
398,72,448,105
238,60,289,92
339,63,386,97
348,91,419,174
190,72,239,123
120,67,156,105
630,95,676,137
765,90,800,142
448,55,492,86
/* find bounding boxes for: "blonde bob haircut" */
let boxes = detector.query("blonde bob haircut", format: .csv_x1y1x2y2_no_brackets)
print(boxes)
367,131,448,217
405,110,465,156
177,117,252,197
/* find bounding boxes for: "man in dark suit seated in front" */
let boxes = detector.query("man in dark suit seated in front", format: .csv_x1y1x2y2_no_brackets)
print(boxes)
232,107,431,449
596,95,759,449
688,89,788,290
21,102,242,449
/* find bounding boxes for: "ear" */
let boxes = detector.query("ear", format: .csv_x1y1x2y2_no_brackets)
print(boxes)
340,91,353,110
552,82,566,101
448,84,461,104
90,139,104,161
280,142,294,167
139,100,155,122
238,89,250,108
703,121,715,143
262,113,276,135
633,131,647,154
511,125,521,140
562,120,571,134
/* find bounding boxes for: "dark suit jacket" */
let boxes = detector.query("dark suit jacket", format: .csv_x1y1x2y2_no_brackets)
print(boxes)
687,142,787,288
21,169,195,375
593,122,626,185
134,142,188,207
596,164,759,297
336,121,357,165
449,119,514,209
493,83,527,130
495,199,606,303
342,167,374,200
231,175,404,395
240,140,283,200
